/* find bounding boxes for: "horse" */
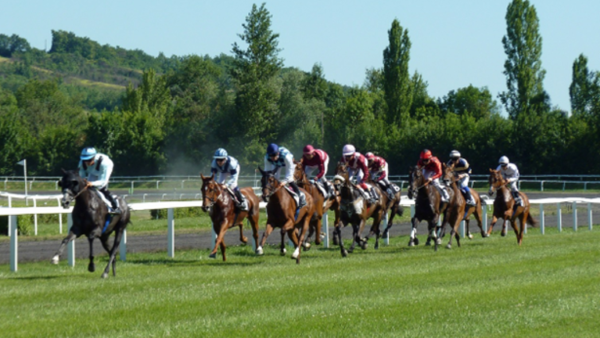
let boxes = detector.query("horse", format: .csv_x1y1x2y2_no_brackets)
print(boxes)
406,165,447,247
434,163,465,250
200,174,260,261
487,169,537,245
332,162,388,257
369,177,404,239
293,160,341,248
256,168,315,264
441,163,486,240
51,170,130,278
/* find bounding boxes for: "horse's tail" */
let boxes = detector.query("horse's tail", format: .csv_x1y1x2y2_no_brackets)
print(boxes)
527,213,537,228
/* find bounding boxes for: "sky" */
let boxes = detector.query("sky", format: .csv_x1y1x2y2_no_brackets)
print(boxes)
2,0,599,113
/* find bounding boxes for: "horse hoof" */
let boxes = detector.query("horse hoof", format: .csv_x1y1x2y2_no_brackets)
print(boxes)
101,273,108,279
446,244,452,249
374,243,379,250
347,247,354,254
468,234,474,240
360,242,367,250
436,238,442,245
88,263,95,273
382,231,388,238
413,237,420,246
280,249,286,256
342,250,348,257
501,232,506,237
320,232,326,240
408,240,415,247
256,247,264,255
209,253,217,259
425,241,431,246
241,237,248,244
303,243,311,251
51,256,59,265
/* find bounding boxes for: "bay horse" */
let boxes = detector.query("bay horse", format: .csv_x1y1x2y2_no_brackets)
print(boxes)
441,163,486,239
256,168,315,264
407,165,446,247
435,163,465,250
293,160,341,248
200,174,260,261
487,169,537,245
51,170,130,278
332,162,387,257
369,177,404,239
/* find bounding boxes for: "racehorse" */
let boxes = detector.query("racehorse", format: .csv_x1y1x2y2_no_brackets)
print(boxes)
293,160,340,248
435,163,465,250
487,169,537,245
200,174,260,261
51,170,130,278
441,163,486,240
368,177,404,239
407,165,446,247
256,168,315,264
332,162,387,257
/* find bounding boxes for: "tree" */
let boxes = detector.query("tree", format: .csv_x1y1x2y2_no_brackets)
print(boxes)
383,19,412,126
230,3,283,143
570,54,600,117
499,0,546,120
0,34,31,57
439,85,500,119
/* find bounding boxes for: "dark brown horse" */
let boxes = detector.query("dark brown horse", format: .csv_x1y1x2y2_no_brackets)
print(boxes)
407,166,446,247
368,177,404,238
293,160,341,248
435,163,465,250
442,163,486,239
332,162,388,256
200,174,260,261
487,169,537,245
256,168,315,264
52,170,130,278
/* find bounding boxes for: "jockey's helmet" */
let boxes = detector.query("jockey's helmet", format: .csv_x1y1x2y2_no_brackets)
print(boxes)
80,147,97,161
267,143,279,156
213,148,228,159
342,144,356,157
365,152,375,161
499,156,509,165
420,149,432,160
449,150,461,159
303,145,315,155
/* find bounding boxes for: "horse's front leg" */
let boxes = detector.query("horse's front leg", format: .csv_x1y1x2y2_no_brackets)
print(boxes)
238,222,248,244
487,215,498,236
102,228,124,278
292,217,311,263
210,221,229,260
409,217,420,246
51,226,84,265
281,220,295,257
257,223,274,255
335,223,348,257
88,237,96,272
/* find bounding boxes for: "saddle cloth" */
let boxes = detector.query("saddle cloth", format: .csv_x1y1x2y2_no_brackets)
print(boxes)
284,186,305,209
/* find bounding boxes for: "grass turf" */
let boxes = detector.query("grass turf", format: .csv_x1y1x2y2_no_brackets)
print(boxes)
1,228,600,337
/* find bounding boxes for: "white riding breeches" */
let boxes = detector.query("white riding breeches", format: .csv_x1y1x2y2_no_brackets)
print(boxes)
430,178,449,202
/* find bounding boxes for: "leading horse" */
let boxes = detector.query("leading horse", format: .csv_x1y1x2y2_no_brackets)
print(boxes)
51,170,130,278
256,168,315,264
200,174,260,261
487,169,537,245
407,165,447,247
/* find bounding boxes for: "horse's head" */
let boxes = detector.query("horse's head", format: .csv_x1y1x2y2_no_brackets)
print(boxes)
293,159,306,185
58,169,86,209
258,167,279,203
200,173,221,212
407,166,424,199
488,168,505,196
442,163,455,187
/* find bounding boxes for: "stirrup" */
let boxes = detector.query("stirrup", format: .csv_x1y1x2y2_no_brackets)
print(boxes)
110,207,122,215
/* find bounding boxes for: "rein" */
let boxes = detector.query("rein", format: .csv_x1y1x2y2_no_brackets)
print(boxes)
66,184,90,200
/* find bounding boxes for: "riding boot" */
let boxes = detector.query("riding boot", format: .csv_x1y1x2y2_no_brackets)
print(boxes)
512,191,523,207
290,182,306,208
462,205,472,221
369,188,379,204
234,187,248,211
104,190,121,215
463,187,476,206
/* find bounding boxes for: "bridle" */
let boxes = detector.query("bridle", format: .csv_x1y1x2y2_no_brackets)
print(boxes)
202,180,222,209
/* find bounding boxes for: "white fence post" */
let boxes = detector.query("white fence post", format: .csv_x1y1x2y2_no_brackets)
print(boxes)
67,214,75,267
588,203,593,231
33,198,38,236
120,229,127,262
539,204,545,235
168,208,174,258
557,203,562,232
459,220,465,238
482,203,488,234
323,211,329,248
573,202,578,232
7,196,11,237
10,215,18,272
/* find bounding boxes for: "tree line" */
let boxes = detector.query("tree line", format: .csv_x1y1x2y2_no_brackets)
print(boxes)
1,0,599,178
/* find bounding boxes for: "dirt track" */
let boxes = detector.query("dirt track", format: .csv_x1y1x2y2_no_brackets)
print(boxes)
1,191,598,264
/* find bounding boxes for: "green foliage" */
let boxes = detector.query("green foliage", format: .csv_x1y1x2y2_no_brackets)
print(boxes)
570,54,600,118
0,214,32,235
149,207,205,219
439,85,500,119
500,0,546,120
383,19,412,126
0,33,31,57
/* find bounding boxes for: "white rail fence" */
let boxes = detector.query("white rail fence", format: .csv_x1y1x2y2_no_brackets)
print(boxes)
2,193,600,273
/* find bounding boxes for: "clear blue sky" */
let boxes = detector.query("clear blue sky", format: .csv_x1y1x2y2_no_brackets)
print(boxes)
2,0,599,112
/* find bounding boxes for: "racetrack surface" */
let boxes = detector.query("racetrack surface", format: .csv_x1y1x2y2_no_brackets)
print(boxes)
1,191,598,264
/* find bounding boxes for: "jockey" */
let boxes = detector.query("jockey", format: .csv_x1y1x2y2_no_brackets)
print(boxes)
211,148,247,211
340,144,378,204
301,144,331,198
447,150,476,207
365,152,392,197
264,143,306,208
416,149,450,209
78,147,121,214
495,156,522,206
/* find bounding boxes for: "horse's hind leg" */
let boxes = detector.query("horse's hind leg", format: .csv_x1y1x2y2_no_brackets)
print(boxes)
257,223,274,255
335,225,348,257
102,228,124,278
51,228,80,264
248,213,260,254
409,217,419,246
88,237,96,272
238,223,248,244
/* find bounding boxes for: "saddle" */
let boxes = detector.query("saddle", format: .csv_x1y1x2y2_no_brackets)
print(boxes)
93,189,120,213
92,189,121,233
284,186,305,209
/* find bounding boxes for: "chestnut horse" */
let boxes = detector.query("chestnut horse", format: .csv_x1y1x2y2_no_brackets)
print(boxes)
293,161,341,248
52,170,130,278
407,166,447,247
332,162,388,257
435,163,465,250
441,163,486,239
200,174,260,261
256,168,315,264
369,177,404,239
487,169,537,245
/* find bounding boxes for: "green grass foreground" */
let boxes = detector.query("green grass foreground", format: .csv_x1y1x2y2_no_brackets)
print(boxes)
1,230,600,338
